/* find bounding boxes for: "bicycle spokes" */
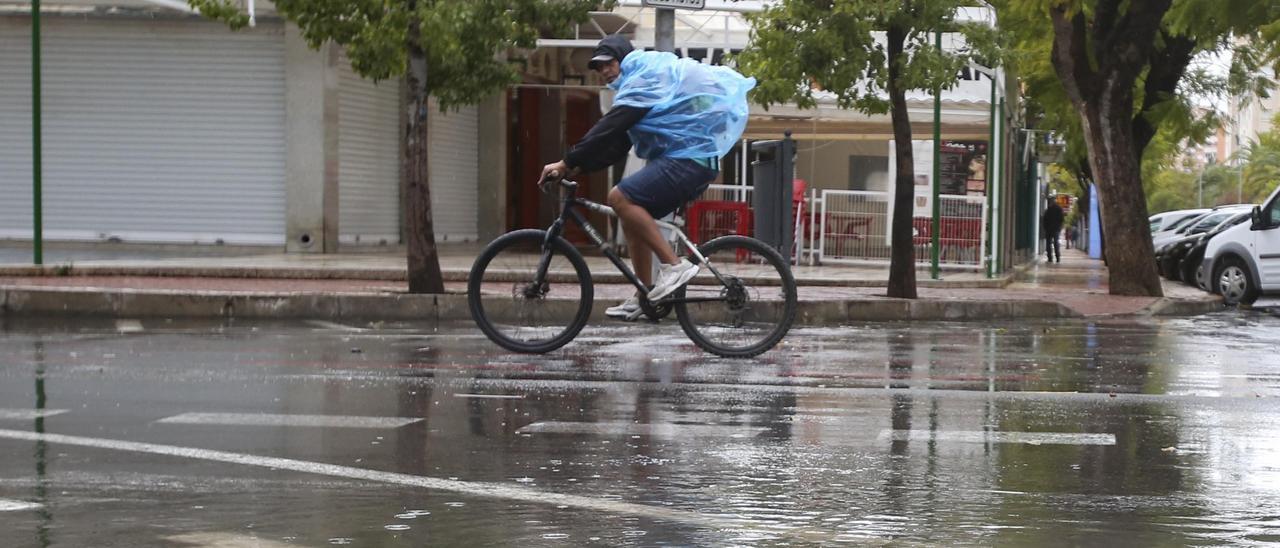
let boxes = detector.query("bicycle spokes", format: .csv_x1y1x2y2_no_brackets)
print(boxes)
674,236,797,358
467,229,594,353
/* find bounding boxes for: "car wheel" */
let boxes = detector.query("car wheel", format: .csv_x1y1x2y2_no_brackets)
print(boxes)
1181,257,1200,287
1216,257,1259,306
1193,263,1208,291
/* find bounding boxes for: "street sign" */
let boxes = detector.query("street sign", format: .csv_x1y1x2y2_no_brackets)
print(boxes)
642,0,706,9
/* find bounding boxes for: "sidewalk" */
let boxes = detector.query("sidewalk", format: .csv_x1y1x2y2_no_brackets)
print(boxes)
0,243,1222,324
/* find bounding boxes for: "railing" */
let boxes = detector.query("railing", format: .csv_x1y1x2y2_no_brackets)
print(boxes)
817,190,892,264
689,185,987,269
816,189,986,269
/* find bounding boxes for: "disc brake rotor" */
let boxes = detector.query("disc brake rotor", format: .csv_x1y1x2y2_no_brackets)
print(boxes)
723,277,749,310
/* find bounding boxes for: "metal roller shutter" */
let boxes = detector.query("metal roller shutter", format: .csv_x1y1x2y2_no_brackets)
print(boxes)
337,51,402,245
428,100,479,242
0,17,286,245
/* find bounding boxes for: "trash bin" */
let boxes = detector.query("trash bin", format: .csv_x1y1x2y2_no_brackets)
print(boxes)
750,131,795,258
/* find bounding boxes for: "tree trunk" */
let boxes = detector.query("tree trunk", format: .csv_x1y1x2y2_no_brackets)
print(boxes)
885,23,917,299
1048,1,1169,297
404,40,444,294
1078,92,1163,296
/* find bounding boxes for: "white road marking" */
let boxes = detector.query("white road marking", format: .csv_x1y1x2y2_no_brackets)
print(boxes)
877,430,1115,446
0,429,756,533
164,532,300,548
115,319,144,333
0,499,42,512
154,413,422,429
452,393,525,400
0,409,69,420
518,421,768,439
306,320,367,332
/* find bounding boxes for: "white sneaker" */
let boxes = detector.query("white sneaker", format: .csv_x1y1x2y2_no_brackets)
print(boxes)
647,259,700,301
605,295,641,319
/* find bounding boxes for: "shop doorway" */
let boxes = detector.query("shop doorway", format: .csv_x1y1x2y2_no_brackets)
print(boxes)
507,87,610,245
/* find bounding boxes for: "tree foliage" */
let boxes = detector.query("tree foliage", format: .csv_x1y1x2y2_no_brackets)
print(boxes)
986,0,1280,297
736,0,996,298
1240,120,1280,203
739,1,994,112
1147,113,1280,213
193,0,601,108
993,0,1280,179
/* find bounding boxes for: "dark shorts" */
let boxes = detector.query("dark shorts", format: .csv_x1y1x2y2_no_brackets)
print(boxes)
616,157,718,219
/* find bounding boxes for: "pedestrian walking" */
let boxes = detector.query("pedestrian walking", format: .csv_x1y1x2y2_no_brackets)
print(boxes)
1064,225,1075,249
1042,199,1064,263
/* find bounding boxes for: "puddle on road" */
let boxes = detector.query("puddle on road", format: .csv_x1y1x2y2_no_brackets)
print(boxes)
5,314,1280,544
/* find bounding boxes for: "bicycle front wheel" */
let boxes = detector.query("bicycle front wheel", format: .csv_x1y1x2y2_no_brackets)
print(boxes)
467,229,593,353
674,236,797,358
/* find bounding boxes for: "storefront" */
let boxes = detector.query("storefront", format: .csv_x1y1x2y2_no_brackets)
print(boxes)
1,5,482,248
522,4,1020,273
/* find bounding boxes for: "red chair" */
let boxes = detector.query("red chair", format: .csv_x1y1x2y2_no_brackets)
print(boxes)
791,179,808,264
687,200,751,244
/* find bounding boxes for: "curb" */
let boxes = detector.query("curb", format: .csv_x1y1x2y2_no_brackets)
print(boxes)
0,265,1013,289
1139,295,1224,317
3,286,1078,324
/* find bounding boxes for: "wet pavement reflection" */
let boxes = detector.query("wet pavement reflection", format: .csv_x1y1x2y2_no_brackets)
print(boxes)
1,311,1280,546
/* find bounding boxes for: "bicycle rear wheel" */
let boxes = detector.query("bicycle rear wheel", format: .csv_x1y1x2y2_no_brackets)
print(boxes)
467,229,593,353
674,235,797,358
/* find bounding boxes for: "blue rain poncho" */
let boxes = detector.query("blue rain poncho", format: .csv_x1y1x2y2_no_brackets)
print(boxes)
610,51,756,160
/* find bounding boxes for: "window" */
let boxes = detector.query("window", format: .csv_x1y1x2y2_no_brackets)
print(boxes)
848,155,889,191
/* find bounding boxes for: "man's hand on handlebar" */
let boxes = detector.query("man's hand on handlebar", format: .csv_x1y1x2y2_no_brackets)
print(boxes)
539,160,574,193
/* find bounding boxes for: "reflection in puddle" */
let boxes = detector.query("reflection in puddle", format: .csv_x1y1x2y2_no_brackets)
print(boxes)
5,315,1280,545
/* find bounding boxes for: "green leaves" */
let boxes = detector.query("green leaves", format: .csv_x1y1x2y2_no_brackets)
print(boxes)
736,0,993,115
992,0,1280,184
191,0,607,109
188,0,251,30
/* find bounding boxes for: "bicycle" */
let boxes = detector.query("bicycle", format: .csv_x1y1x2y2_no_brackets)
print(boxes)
467,175,797,358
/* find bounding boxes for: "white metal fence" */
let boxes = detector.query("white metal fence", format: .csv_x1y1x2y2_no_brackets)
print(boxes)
815,190,986,269
816,190,892,264
687,185,987,269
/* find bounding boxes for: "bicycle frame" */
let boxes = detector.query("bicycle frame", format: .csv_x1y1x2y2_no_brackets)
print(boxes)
534,179,731,304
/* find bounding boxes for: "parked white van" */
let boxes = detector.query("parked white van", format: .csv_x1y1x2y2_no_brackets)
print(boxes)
1201,184,1280,305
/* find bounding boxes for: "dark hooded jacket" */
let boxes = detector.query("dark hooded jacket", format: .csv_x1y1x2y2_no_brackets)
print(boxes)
565,36,652,172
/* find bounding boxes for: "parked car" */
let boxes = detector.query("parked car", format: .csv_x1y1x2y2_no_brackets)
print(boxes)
1153,206,1251,251
1202,185,1280,305
1163,211,1251,286
1150,208,1208,234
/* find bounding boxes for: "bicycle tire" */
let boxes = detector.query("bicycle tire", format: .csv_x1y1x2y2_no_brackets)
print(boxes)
468,229,594,353
674,235,797,358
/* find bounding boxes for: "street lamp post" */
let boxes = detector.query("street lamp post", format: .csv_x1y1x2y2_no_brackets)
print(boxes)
1197,169,1203,208
1238,162,1245,203
32,0,43,265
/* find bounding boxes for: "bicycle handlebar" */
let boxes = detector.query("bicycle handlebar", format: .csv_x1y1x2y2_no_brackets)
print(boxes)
538,172,578,194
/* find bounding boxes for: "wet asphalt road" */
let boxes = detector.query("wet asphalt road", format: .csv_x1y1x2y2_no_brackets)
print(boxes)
2,311,1280,547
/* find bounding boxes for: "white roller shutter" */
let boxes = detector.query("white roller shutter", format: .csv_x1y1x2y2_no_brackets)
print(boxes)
337,52,402,245
428,100,479,242
0,17,285,245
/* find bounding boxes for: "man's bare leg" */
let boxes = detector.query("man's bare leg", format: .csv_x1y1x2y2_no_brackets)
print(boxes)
609,188,677,287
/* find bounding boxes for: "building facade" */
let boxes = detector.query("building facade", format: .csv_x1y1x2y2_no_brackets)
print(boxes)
1,1,482,252
3,1,1036,275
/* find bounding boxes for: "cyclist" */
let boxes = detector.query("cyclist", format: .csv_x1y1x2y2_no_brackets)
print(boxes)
540,35,755,320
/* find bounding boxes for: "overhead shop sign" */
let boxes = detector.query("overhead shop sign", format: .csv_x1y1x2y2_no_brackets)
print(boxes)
642,0,706,9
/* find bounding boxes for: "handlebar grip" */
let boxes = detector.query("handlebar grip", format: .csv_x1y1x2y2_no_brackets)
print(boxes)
538,171,560,193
